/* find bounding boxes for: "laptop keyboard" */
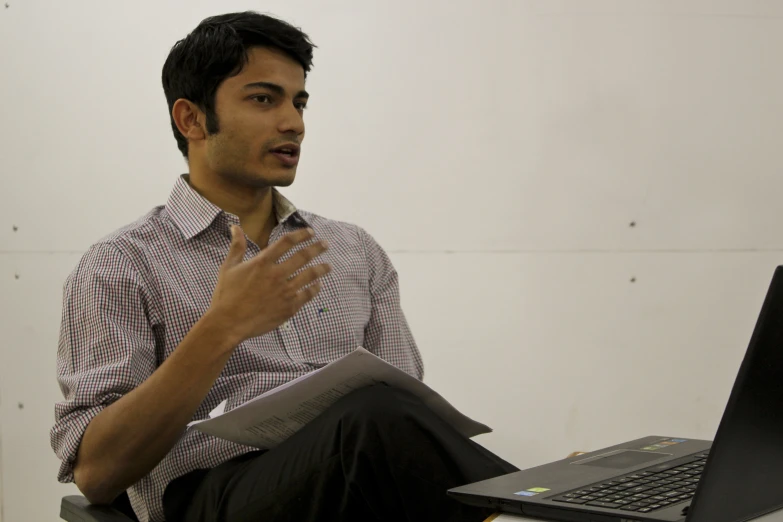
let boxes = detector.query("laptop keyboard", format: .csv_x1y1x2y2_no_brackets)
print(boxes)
550,453,708,514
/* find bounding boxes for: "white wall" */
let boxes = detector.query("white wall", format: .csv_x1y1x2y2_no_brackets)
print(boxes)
2,0,783,520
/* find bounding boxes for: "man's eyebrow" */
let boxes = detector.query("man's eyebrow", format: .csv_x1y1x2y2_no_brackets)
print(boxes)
242,82,309,99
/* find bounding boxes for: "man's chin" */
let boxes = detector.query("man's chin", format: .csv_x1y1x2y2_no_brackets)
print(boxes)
261,161,297,186
267,171,296,187
231,169,296,188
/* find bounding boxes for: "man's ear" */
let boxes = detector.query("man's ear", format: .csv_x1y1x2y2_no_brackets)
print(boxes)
172,99,207,143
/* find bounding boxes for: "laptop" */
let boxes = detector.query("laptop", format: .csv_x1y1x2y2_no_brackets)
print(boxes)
449,266,783,522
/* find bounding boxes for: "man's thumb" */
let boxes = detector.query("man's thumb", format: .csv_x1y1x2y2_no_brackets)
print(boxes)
224,225,247,268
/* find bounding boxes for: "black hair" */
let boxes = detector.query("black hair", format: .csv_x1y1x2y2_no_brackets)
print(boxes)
162,11,316,159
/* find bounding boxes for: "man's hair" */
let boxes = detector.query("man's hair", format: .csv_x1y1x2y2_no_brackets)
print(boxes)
162,11,316,159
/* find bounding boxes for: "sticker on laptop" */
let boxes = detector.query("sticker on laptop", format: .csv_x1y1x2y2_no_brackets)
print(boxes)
641,438,688,451
514,487,551,497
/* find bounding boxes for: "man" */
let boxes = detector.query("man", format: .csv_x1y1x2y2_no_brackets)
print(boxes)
51,11,517,522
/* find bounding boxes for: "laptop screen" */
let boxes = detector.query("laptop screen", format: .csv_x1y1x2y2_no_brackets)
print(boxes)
688,266,783,522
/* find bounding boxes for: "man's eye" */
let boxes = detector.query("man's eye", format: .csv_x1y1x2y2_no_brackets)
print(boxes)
251,96,307,111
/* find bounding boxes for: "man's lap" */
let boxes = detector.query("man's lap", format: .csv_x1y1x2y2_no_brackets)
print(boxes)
164,384,514,522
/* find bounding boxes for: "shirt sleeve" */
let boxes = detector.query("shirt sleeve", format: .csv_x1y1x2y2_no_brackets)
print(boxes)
358,227,424,380
50,241,158,483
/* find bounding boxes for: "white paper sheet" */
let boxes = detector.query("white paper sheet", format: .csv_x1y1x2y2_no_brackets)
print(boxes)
187,347,491,449
208,399,227,418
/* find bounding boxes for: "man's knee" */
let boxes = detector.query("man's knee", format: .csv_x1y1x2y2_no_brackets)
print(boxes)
333,383,423,428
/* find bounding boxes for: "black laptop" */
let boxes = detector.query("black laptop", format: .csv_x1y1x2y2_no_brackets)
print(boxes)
449,266,783,522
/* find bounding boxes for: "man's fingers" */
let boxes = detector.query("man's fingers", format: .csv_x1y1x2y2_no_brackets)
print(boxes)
294,281,324,307
281,241,329,275
262,228,317,263
223,225,247,269
284,282,323,319
290,264,332,290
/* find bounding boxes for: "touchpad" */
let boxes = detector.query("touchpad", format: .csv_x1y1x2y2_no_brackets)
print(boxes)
575,450,670,470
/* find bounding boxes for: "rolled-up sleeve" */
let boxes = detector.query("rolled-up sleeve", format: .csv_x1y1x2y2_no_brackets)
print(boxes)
358,227,424,380
51,242,158,483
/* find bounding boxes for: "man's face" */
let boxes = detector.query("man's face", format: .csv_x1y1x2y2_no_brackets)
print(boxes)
201,46,308,188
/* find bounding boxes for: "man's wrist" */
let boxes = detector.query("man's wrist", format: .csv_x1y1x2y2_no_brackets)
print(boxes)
198,308,244,353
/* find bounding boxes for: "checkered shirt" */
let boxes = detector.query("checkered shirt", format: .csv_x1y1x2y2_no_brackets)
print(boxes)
50,175,424,522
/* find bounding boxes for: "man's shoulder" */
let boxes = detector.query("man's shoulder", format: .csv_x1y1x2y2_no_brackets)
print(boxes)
296,211,393,274
297,210,373,245
73,206,170,274
296,210,356,239
97,206,170,248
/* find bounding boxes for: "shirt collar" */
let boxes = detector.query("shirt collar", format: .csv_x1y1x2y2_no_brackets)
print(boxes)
166,174,307,240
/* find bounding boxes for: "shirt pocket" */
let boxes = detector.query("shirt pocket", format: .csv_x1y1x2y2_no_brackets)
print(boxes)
294,253,371,366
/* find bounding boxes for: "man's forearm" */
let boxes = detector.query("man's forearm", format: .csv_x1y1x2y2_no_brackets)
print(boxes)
73,310,239,504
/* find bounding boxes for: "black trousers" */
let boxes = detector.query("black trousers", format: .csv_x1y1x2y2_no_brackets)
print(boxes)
163,384,518,522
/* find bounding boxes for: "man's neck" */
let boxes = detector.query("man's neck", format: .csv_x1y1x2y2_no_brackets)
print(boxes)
185,174,277,247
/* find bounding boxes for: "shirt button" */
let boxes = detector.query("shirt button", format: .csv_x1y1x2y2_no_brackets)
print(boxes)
281,321,292,331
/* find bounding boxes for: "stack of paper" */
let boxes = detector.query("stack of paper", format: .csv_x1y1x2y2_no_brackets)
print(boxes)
188,347,491,449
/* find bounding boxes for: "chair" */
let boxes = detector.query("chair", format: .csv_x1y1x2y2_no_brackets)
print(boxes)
60,492,138,522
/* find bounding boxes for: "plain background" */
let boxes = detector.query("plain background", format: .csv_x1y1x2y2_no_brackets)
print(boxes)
2,0,783,520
